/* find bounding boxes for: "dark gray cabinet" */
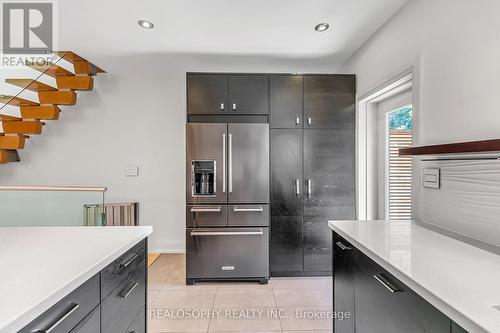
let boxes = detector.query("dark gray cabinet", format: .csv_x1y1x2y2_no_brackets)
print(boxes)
270,75,356,276
304,75,355,129
187,75,228,114
270,129,303,272
187,74,269,115
333,235,355,333
270,75,303,128
20,239,148,333
229,76,269,114
333,231,467,333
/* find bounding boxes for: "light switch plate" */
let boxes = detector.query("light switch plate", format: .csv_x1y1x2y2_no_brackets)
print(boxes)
125,166,139,177
423,168,440,189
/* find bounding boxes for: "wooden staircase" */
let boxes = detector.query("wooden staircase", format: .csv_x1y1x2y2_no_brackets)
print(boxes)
0,51,105,164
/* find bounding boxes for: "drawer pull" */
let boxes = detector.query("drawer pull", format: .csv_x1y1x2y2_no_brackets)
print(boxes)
191,230,263,236
335,241,352,251
373,273,401,293
190,207,221,213
120,281,139,298
36,303,80,333
233,207,263,212
119,254,138,269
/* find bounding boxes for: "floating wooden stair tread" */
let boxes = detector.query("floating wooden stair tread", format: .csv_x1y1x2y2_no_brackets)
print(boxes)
0,135,27,149
20,106,60,120
2,120,44,135
0,150,20,163
0,95,38,106
399,138,500,156
56,51,106,74
0,114,22,121
56,76,93,91
5,79,56,92
26,62,74,77
38,91,77,105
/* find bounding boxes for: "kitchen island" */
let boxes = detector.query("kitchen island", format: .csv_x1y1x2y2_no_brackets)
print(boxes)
329,220,500,333
0,226,152,333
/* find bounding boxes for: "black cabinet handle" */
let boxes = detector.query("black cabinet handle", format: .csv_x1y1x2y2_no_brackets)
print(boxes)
35,303,80,333
119,254,138,269
373,273,402,293
335,241,352,251
120,281,139,298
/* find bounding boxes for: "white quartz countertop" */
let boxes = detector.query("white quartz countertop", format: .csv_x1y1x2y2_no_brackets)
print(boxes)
0,226,152,333
328,220,500,333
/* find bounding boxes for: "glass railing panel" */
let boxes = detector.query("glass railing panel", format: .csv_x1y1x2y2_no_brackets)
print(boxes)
0,186,106,227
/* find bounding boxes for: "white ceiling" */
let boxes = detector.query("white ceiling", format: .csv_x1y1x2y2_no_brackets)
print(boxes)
58,0,408,71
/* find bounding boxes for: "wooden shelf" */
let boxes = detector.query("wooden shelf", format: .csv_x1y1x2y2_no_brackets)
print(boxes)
399,139,500,156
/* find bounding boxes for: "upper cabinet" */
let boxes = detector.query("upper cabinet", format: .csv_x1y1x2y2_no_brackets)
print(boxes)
229,76,269,114
270,75,303,128
187,74,269,115
304,75,356,129
187,75,228,114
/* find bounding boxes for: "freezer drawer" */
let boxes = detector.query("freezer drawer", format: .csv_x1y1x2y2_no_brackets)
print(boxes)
186,227,269,279
186,205,227,227
228,204,269,227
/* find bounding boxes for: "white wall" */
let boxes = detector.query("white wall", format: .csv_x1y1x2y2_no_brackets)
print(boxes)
0,54,338,252
341,0,500,145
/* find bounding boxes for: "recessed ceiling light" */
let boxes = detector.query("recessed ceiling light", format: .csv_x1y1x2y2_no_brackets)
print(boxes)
314,23,330,32
138,20,154,29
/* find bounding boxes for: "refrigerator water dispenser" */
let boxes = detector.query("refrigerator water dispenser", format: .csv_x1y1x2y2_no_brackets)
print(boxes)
192,160,216,196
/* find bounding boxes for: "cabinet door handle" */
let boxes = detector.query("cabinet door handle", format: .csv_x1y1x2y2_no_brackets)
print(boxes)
220,103,225,110
295,179,300,196
307,118,312,125
307,179,312,198
232,103,237,110
295,117,300,125
191,229,263,236
373,273,401,293
120,281,139,298
335,241,351,251
119,254,138,269
38,303,80,333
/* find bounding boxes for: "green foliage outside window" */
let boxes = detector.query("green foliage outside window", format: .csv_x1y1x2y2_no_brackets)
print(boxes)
389,106,413,130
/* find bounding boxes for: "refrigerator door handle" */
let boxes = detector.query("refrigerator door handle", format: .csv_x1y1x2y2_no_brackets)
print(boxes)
295,179,300,196
228,133,233,193
190,207,222,213
233,206,264,212
223,133,226,193
307,179,312,198
191,229,263,236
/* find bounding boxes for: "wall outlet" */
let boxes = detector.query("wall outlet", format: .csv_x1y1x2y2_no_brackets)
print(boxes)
125,166,139,177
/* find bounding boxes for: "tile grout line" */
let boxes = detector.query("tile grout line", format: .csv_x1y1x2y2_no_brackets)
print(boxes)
270,282,284,332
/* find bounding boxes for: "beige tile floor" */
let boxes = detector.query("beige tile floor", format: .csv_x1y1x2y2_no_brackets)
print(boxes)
148,254,333,333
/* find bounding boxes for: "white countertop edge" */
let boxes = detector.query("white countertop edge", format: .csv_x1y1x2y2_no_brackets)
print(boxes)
328,221,486,333
3,226,152,333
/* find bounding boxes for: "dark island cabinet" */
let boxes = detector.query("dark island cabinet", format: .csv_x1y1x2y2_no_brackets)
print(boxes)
187,74,269,115
20,239,148,333
304,75,355,129
333,231,469,333
333,234,355,333
270,75,303,128
270,129,304,272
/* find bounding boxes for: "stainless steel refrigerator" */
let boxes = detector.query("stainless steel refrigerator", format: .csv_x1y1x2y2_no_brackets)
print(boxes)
185,123,269,284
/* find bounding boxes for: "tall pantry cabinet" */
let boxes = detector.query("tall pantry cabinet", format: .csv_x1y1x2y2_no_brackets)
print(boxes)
270,74,356,276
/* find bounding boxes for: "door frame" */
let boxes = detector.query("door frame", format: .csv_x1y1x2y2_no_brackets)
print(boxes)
356,56,423,221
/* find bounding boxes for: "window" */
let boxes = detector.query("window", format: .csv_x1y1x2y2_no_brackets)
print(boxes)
387,106,412,220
